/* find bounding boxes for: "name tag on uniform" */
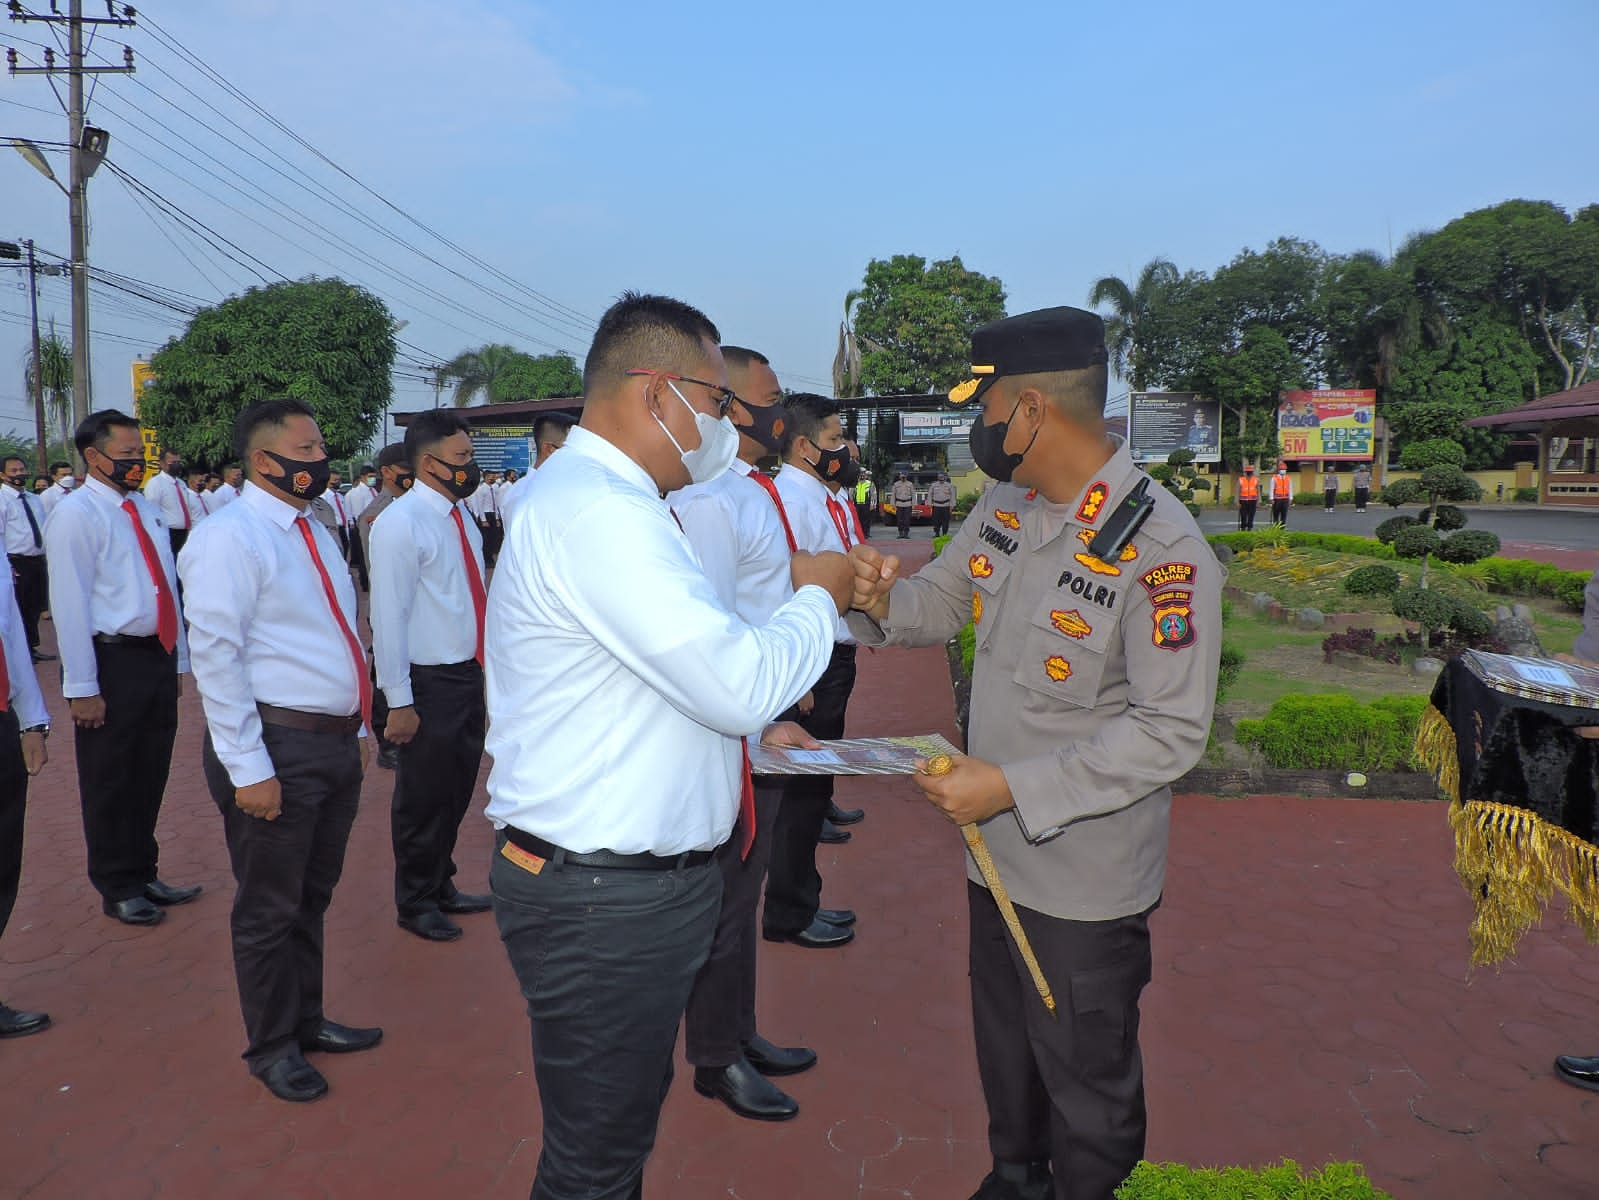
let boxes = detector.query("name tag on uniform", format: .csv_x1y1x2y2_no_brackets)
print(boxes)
500,841,546,875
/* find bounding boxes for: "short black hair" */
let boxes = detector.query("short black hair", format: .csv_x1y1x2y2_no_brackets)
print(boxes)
780,393,839,457
357,463,374,475
533,413,574,446
376,443,408,469
233,397,315,458
73,410,142,457
1,456,25,473
404,409,472,470
583,291,720,396
49,460,71,474
720,346,769,372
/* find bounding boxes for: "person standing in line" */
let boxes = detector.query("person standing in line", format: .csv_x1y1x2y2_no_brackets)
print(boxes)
891,472,916,539
369,410,494,944
930,471,956,537
763,393,864,948
344,464,378,593
346,465,378,525
470,468,505,569
45,410,199,927
310,471,356,571
1322,465,1339,513
358,444,413,773
0,545,52,1040
186,466,216,524
1269,461,1293,527
1236,463,1260,531
855,471,876,538
205,471,237,509
221,465,245,499
485,294,851,1199
39,462,75,518
143,449,195,558
1,456,53,662
501,414,574,527
179,397,382,1104
1352,463,1372,513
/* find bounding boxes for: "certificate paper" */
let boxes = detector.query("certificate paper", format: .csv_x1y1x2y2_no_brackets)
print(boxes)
749,734,961,776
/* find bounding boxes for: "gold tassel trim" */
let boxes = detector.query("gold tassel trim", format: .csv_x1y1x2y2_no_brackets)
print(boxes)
1413,704,1459,803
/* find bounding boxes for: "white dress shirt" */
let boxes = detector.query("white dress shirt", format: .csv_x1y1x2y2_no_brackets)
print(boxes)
0,484,46,557
774,464,857,644
143,468,194,531
206,484,236,509
500,471,534,526
177,482,366,787
671,460,794,623
0,563,48,729
369,484,485,708
39,479,73,517
468,480,501,522
189,485,214,523
44,475,190,697
483,426,838,855
346,481,377,521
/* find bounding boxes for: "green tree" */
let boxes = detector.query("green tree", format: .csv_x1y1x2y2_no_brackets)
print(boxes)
1087,257,1178,388
1380,438,1492,587
1209,237,1330,373
1382,313,1536,466
851,254,1007,394
23,323,72,454
440,343,523,407
489,352,582,402
1146,447,1210,517
1193,325,1303,467
831,290,866,398
142,278,396,466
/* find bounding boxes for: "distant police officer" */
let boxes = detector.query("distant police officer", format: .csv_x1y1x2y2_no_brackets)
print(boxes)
929,472,956,537
1268,461,1292,526
848,307,1223,1200
891,472,915,539
1235,463,1259,531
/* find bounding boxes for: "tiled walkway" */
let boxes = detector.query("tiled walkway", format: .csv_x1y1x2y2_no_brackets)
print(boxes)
3,536,1598,1199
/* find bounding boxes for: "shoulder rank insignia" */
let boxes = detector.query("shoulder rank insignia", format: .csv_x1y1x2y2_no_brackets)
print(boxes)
969,553,994,580
972,591,984,625
1044,655,1072,682
1049,609,1092,639
1075,480,1110,524
993,509,1020,530
1151,588,1197,652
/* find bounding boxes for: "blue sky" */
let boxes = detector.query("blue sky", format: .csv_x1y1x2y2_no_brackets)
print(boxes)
2,0,1594,447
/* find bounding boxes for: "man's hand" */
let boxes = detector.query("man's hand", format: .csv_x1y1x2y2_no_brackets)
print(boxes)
913,754,1015,826
797,690,815,716
236,776,283,821
386,706,420,745
69,694,106,730
790,550,854,615
760,720,821,750
20,731,46,776
848,544,898,620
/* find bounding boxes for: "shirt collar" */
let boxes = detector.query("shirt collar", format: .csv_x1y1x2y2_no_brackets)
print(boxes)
777,463,830,501
241,479,312,529
565,426,662,500
408,482,460,517
83,475,131,505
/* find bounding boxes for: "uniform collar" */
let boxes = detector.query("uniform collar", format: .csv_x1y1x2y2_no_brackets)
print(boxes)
777,463,830,501
407,482,461,517
565,425,663,501
83,475,132,506
241,479,313,528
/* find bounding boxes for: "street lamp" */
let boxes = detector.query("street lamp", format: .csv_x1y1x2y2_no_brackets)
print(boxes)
10,138,68,195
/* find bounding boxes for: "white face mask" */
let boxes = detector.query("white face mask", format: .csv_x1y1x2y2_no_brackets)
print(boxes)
59,476,75,489
657,380,739,485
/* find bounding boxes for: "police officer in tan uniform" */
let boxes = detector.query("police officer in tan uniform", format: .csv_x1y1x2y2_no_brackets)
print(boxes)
848,307,1222,1200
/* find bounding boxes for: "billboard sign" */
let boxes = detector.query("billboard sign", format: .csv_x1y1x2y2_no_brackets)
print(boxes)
1277,390,1376,461
897,410,976,444
470,426,532,474
1127,392,1221,464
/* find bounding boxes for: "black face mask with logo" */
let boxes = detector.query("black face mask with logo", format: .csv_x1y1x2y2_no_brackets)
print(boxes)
805,443,852,482
740,403,788,455
97,454,147,492
428,457,481,501
259,450,331,502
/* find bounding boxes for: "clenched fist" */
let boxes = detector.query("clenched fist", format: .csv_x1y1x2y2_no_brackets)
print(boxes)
847,544,898,620
790,550,855,615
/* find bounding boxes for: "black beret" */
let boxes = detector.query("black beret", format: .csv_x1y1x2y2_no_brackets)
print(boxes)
948,306,1108,407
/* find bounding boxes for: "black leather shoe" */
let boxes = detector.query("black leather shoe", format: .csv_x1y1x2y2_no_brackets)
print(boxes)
103,896,164,926
969,1160,1053,1200
258,1054,329,1103
743,1034,816,1077
303,1020,383,1054
145,879,202,906
397,910,462,942
693,1058,799,1121
30,650,55,663
817,907,856,927
763,917,854,949
818,819,851,845
1554,1054,1599,1092
0,1003,50,1038
377,746,399,770
828,803,864,825
438,891,492,915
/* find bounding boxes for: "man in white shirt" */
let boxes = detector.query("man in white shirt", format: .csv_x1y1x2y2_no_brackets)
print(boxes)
346,464,378,523
468,468,504,568
485,293,855,1200
0,547,53,1039
185,466,215,524
358,443,414,772
143,449,195,556
44,411,199,928
38,461,74,518
1,455,53,662
764,393,865,951
179,397,381,1105
370,410,493,943
205,471,237,508
500,413,573,527
221,465,244,499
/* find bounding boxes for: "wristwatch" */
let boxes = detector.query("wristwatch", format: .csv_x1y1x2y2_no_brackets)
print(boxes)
21,724,48,738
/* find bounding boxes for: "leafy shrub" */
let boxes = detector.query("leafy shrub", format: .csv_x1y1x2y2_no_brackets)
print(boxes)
1322,627,1405,664
1447,598,1492,640
958,622,974,676
1557,574,1589,610
1115,1160,1394,1200
1343,564,1401,596
1470,556,1590,609
1190,477,1212,492
1292,491,1323,506
1417,504,1466,531
1374,516,1416,545
1513,485,1539,503
931,535,952,559
1393,584,1453,631
1435,529,1501,563
1147,464,1174,483
1391,525,1442,559
1235,694,1424,772
953,489,984,518
1208,531,1394,559
1218,641,1244,702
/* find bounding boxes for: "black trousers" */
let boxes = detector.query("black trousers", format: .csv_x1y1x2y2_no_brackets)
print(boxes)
203,725,361,1074
391,660,486,918
480,517,504,568
1324,489,1337,510
764,644,856,935
1270,498,1289,526
167,528,188,559
856,502,873,535
969,882,1154,1200
75,639,178,901
1355,487,1370,510
1237,499,1257,531
493,834,720,1200
897,505,912,538
347,530,369,592
8,555,44,650
0,711,28,946
684,779,781,1067
932,505,953,536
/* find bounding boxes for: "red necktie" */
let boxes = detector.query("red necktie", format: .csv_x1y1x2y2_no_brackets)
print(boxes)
296,516,372,728
449,506,487,666
121,499,179,653
825,496,853,551
333,493,348,526
175,483,191,530
738,738,755,860
747,472,798,553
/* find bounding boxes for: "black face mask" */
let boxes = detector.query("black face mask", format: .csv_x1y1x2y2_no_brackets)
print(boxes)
740,402,788,455
259,449,331,502
396,472,414,491
969,395,1040,483
4,474,26,491
96,453,147,492
836,457,862,487
166,461,184,477
805,443,852,483
428,456,481,501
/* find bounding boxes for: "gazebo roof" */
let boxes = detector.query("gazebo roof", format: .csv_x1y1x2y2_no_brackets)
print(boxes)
1467,380,1599,431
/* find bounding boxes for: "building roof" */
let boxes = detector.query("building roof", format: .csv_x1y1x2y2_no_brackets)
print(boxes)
392,397,584,427
1467,379,1599,431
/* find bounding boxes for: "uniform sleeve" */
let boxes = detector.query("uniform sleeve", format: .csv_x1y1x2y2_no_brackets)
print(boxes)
43,499,104,698
845,509,982,648
1001,538,1223,839
177,523,275,787
551,494,837,736
368,505,419,708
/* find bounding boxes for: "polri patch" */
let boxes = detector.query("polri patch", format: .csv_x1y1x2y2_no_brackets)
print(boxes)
1044,655,1073,682
1075,481,1110,524
500,841,546,876
1140,561,1196,596
969,553,995,580
993,509,1020,530
972,591,984,626
1151,588,1197,652
1049,609,1092,639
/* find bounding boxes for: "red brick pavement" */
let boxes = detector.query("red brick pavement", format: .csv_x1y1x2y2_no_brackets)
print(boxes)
3,535,1599,1199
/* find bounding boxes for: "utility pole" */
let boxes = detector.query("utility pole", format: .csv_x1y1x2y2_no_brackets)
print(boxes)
24,240,48,475
7,0,137,429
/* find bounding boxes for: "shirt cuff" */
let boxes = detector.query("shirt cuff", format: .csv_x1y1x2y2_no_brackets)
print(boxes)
1000,758,1064,845
843,610,888,646
62,675,100,699
225,747,277,789
383,683,414,709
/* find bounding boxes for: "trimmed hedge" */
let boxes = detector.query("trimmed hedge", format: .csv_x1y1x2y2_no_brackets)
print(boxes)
1470,555,1590,611
1116,1160,1394,1199
1391,525,1441,559
1374,515,1416,545
1208,531,1396,559
1235,694,1428,772
1435,528,1501,563
1343,564,1401,596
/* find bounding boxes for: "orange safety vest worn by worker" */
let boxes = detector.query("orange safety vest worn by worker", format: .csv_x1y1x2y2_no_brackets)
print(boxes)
1271,473,1291,500
1237,475,1259,501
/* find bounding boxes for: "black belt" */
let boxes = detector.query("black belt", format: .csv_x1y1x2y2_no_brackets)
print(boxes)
257,702,362,736
94,633,165,649
504,825,713,872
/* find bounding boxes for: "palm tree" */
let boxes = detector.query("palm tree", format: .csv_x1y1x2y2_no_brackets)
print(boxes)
1087,258,1178,388
23,323,72,450
439,343,522,407
831,289,864,398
